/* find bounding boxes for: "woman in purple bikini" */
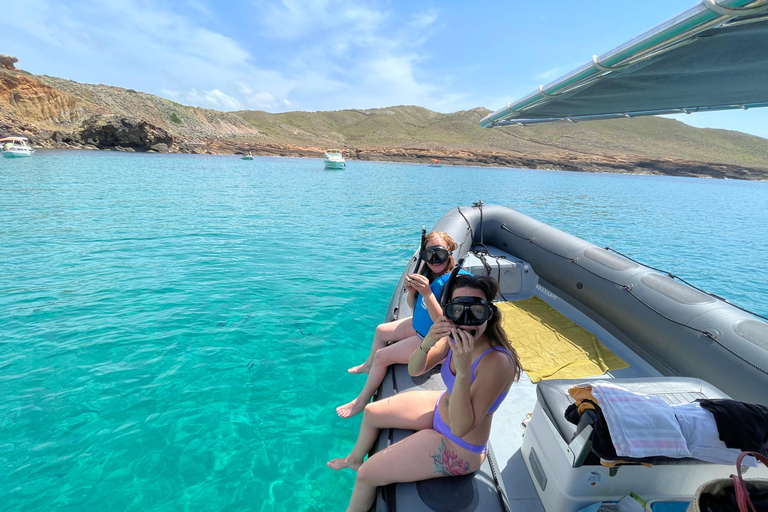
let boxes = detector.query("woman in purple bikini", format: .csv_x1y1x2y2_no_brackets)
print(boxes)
328,274,521,512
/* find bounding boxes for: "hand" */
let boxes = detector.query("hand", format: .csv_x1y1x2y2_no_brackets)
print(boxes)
404,275,416,293
450,327,476,377
407,273,431,296
422,316,453,351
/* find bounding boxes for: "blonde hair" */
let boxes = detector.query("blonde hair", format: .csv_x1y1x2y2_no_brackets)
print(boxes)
419,231,457,280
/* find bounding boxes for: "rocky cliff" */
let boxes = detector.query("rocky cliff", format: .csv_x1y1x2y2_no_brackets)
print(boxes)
0,68,258,152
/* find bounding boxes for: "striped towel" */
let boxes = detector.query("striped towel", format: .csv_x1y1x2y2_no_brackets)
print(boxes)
590,383,691,458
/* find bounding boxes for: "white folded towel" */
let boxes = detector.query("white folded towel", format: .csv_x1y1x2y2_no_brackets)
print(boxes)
590,383,691,458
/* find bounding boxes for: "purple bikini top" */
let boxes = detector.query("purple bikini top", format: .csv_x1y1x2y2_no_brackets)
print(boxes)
440,346,514,414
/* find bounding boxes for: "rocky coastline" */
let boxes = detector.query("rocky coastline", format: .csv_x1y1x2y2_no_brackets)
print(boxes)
2,65,768,181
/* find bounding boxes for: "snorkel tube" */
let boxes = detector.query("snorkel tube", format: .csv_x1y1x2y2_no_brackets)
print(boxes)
413,226,427,275
406,227,428,295
440,254,467,344
440,255,468,309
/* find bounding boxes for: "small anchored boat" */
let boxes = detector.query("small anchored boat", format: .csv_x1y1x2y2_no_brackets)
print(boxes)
428,158,442,167
241,151,254,160
1,137,34,158
323,149,346,170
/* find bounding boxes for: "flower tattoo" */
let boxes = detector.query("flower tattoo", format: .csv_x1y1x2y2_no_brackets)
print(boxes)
431,439,471,476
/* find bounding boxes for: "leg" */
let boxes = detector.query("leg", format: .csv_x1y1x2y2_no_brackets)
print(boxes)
337,335,423,418
347,429,484,512
329,390,441,471
348,317,416,374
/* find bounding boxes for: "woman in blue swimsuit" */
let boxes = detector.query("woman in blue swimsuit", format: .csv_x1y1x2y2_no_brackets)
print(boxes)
337,231,464,418
328,275,521,511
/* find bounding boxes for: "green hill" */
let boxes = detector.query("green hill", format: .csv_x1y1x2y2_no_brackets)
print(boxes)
235,105,768,169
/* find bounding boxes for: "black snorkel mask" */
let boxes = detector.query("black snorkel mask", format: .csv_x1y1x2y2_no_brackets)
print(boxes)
420,246,450,265
444,296,493,326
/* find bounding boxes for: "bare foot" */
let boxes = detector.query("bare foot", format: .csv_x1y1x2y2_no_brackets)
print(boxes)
347,362,371,374
336,400,366,418
327,456,363,471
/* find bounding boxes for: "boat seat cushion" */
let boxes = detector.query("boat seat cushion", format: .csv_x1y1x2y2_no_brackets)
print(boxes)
536,377,730,448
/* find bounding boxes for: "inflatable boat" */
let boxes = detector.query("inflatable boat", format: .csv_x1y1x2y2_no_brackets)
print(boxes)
372,203,768,511
370,1,768,509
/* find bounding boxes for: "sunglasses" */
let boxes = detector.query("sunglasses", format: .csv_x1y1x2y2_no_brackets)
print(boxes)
420,246,450,265
444,297,493,326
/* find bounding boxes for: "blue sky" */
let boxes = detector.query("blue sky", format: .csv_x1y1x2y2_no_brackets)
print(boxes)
2,0,767,138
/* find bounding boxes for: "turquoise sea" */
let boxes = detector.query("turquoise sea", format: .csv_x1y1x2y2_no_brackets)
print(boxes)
2,150,767,511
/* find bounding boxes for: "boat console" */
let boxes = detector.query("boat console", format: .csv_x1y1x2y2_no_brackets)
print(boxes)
522,377,767,511
460,249,537,301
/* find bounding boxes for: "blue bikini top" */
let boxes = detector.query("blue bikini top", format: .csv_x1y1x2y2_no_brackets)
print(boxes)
440,346,514,414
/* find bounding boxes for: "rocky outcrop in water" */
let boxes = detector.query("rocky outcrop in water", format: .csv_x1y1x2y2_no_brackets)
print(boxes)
78,115,173,151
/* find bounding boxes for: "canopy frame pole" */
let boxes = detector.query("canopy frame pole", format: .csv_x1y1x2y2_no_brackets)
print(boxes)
591,55,632,72
703,0,768,15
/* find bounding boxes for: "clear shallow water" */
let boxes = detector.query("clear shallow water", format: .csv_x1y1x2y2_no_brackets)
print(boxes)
1,150,767,511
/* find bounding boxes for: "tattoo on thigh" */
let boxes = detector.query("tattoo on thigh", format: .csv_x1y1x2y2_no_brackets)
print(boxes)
431,439,471,476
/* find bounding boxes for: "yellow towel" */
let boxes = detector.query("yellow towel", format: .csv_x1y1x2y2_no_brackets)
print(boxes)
498,297,629,382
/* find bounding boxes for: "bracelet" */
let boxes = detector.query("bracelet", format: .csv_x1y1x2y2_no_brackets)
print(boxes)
419,343,429,354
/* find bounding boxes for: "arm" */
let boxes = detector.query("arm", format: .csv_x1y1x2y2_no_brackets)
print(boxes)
448,332,515,437
408,317,452,376
422,289,443,322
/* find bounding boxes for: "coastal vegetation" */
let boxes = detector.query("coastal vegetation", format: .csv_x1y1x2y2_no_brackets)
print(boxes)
2,67,768,180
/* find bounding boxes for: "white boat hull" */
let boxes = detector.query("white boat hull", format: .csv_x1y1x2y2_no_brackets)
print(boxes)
324,160,346,170
2,149,33,158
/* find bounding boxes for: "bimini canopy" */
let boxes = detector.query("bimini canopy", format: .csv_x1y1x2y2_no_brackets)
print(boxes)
480,0,768,127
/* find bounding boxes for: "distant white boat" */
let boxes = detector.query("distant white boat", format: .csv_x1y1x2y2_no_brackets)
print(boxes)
323,149,346,170
241,151,254,160
1,137,34,158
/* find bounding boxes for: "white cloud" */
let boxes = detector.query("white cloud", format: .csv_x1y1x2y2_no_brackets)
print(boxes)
256,0,386,44
162,88,242,110
412,10,438,29
2,0,473,113
249,1,461,111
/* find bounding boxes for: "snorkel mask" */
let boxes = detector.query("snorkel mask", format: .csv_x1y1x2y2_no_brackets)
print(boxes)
444,296,493,326
420,246,450,265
